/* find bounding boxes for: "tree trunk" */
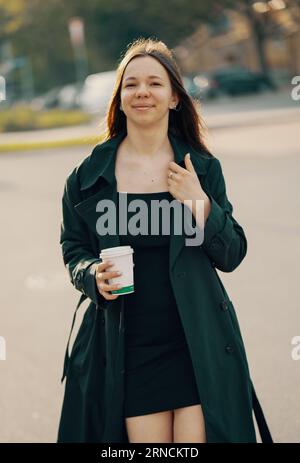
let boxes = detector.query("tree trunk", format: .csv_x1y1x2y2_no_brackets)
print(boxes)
244,0,270,76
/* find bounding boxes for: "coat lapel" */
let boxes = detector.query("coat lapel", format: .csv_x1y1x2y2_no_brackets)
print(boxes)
74,129,208,270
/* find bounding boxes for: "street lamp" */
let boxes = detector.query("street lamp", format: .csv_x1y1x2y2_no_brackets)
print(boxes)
68,17,88,90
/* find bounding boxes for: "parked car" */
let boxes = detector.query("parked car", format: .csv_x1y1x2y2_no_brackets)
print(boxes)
208,67,276,96
77,70,116,115
183,74,218,101
29,83,81,110
192,73,219,100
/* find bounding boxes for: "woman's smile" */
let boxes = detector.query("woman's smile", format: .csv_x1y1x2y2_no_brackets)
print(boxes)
132,106,154,111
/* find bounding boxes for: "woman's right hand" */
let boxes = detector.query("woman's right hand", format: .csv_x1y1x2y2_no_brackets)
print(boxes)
95,261,122,300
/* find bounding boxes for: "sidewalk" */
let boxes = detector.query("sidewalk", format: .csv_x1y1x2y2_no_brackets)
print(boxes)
0,90,299,152
203,105,300,130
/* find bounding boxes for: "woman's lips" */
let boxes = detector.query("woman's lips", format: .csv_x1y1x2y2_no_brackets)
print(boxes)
132,106,154,110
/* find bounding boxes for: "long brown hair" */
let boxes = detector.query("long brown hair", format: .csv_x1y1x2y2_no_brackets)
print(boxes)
102,37,212,157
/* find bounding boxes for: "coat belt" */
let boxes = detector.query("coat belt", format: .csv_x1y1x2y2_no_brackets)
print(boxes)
251,381,273,443
61,293,87,383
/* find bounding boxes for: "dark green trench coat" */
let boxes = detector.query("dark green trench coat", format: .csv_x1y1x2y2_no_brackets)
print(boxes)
57,129,273,443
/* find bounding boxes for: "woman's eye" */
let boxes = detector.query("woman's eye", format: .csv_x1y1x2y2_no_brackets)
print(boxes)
125,83,161,88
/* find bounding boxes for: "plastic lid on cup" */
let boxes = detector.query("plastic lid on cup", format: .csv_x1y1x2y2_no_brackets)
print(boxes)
100,246,134,258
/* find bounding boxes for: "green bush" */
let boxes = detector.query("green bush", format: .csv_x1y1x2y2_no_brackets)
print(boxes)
0,105,92,132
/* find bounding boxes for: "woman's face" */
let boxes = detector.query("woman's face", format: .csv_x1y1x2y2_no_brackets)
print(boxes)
120,55,178,125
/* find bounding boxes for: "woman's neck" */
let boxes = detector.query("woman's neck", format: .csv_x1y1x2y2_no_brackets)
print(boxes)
123,126,171,159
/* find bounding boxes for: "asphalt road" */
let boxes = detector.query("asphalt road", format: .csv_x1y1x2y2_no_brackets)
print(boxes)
0,100,299,442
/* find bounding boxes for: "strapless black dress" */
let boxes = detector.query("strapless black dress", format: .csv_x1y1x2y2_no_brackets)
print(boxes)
117,191,200,418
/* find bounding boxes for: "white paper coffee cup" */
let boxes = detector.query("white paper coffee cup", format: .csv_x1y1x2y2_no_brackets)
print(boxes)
99,246,134,295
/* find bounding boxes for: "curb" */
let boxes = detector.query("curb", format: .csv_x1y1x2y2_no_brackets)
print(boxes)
0,107,299,153
0,135,103,153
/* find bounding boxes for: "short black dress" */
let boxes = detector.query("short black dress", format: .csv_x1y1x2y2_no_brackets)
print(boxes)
117,191,200,418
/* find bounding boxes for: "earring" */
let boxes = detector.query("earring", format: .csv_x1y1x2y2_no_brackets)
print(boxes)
171,102,182,111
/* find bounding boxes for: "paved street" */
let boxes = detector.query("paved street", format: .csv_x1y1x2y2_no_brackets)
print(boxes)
0,91,299,442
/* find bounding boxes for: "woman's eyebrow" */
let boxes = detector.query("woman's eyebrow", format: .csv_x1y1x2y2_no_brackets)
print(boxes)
124,75,163,81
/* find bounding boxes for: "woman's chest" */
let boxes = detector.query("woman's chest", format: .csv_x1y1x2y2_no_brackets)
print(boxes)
115,152,173,193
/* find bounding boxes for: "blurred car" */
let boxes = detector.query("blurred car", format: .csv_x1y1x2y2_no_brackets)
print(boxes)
183,74,217,101
58,84,81,109
183,76,199,98
77,70,116,115
208,68,276,96
30,83,81,110
29,87,61,110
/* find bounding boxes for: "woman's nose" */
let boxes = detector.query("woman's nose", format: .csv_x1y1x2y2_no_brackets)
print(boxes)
135,85,150,96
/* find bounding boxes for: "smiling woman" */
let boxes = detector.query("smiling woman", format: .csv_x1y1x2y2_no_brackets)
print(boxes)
57,37,273,444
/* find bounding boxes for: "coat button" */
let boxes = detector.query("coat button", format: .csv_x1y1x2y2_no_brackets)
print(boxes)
225,345,234,354
177,272,186,278
220,300,229,311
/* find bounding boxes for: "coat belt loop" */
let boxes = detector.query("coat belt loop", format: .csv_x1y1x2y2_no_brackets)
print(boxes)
251,383,273,443
61,293,88,383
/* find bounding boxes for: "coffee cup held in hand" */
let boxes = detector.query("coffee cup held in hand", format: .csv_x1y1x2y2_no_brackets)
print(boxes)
99,246,134,295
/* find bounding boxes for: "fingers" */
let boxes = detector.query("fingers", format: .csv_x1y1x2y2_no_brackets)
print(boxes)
95,260,122,300
96,260,114,272
99,289,120,300
168,160,189,175
97,270,122,280
104,293,119,300
97,281,121,300
97,279,120,293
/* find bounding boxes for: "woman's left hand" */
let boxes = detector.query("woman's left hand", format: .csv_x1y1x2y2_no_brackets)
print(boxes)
167,153,208,206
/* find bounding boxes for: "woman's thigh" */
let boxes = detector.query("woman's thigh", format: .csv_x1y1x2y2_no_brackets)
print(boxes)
173,404,206,443
125,410,174,443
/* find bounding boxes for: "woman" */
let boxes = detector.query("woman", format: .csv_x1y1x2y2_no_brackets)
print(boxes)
57,38,273,443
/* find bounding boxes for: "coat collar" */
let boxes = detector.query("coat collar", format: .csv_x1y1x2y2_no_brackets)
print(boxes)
79,129,208,191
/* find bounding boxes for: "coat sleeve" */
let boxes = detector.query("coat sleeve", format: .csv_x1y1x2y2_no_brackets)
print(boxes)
60,169,110,309
200,157,247,272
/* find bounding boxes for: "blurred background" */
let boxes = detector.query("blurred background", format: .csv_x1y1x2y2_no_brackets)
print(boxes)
0,0,299,443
